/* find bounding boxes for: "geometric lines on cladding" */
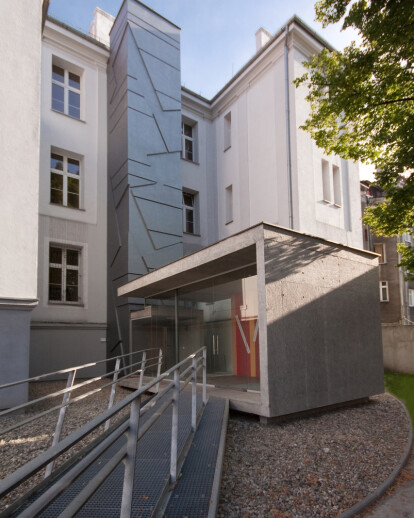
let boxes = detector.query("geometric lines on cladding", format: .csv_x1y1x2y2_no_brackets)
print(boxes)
130,189,182,252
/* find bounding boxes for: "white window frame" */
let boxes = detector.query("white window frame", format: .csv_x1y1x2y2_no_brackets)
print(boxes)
408,289,414,307
183,189,199,235
48,244,82,305
379,281,389,302
373,243,386,264
321,159,342,206
181,118,198,162
224,111,232,151
51,58,82,119
225,184,233,224
50,150,81,209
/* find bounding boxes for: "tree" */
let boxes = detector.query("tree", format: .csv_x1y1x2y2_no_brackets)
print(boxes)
295,0,414,277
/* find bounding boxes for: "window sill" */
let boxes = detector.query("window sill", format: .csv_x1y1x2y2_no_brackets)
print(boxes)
48,301,84,307
50,203,85,212
184,231,201,237
225,219,233,226
333,203,342,208
51,108,85,123
181,157,200,165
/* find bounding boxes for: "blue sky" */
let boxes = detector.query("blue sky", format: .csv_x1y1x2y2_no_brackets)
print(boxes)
48,0,374,179
48,0,359,99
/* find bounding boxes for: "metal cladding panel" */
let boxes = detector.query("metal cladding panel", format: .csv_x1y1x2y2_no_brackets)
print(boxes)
107,0,183,358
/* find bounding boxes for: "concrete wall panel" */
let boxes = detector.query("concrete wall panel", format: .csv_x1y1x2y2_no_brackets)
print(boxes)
263,227,383,417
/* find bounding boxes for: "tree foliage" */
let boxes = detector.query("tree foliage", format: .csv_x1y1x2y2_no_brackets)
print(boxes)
295,0,414,276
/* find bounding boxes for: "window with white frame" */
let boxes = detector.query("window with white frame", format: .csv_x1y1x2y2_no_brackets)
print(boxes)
183,190,198,234
49,245,81,304
224,111,232,150
181,120,197,162
379,281,389,302
374,243,386,264
50,152,80,209
408,289,414,307
52,62,81,119
321,159,341,206
332,164,341,206
225,184,233,224
321,159,331,202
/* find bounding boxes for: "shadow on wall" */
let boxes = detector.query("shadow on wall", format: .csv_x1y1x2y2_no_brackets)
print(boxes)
265,266,384,418
264,233,339,284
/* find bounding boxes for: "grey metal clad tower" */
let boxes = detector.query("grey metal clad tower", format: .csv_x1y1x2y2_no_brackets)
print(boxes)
107,0,183,359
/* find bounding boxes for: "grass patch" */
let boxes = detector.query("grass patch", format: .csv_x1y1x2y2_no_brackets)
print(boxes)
384,371,414,426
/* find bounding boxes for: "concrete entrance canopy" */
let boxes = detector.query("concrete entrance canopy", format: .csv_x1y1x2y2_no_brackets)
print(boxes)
118,223,384,418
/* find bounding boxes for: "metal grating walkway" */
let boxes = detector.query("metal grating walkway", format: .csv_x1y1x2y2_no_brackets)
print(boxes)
11,393,228,518
165,397,228,517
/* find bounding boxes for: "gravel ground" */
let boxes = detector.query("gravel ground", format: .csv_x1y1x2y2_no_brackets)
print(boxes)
1,387,410,517
217,394,410,517
0,380,133,512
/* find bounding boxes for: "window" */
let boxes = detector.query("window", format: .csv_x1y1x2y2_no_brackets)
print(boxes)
225,185,233,224
322,159,331,202
224,111,231,150
183,191,198,234
408,289,414,307
181,121,194,161
50,152,80,208
332,165,341,206
52,63,81,118
321,160,342,205
379,281,389,302
49,245,81,304
374,243,386,264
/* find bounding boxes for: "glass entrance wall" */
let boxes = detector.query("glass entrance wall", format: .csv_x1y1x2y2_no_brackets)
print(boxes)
130,268,260,392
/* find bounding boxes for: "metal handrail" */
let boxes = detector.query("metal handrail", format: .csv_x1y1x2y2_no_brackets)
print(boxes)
0,347,207,518
0,348,160,390
0,356,161,419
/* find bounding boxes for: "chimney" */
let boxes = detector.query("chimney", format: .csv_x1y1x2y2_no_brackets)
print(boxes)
255,27,272,52
89,7,115,46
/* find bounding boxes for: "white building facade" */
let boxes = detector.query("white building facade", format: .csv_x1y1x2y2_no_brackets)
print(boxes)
1,2,365,397
30,17,110,377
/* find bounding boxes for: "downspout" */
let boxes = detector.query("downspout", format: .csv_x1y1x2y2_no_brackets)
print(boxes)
284,24,294,230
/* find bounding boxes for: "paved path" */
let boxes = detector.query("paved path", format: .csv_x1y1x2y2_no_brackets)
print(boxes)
360,446,414,518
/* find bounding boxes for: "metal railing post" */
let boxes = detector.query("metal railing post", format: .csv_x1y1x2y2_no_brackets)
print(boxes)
105,357,121,432
138,351,147,390
170,368,180,483
202,347,207,406
191,356,197,432
155,348,163,394
120,394,141,518
44,369,76,478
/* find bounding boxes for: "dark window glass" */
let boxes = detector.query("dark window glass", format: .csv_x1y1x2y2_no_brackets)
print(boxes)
185,140,193,161
185,209,194,234
67,158,80,175
183,124,192,137
67,193,79,208
66,249,79,266
68,91,80,119
52,84,64,113
50,173,63,205
66,285,78,302
51,153,64,170
69,72,80,89
183,193,194,207
52,65,64,83
50,246,62,264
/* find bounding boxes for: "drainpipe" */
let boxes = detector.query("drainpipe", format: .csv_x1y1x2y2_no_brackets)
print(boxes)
284,24,294,230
